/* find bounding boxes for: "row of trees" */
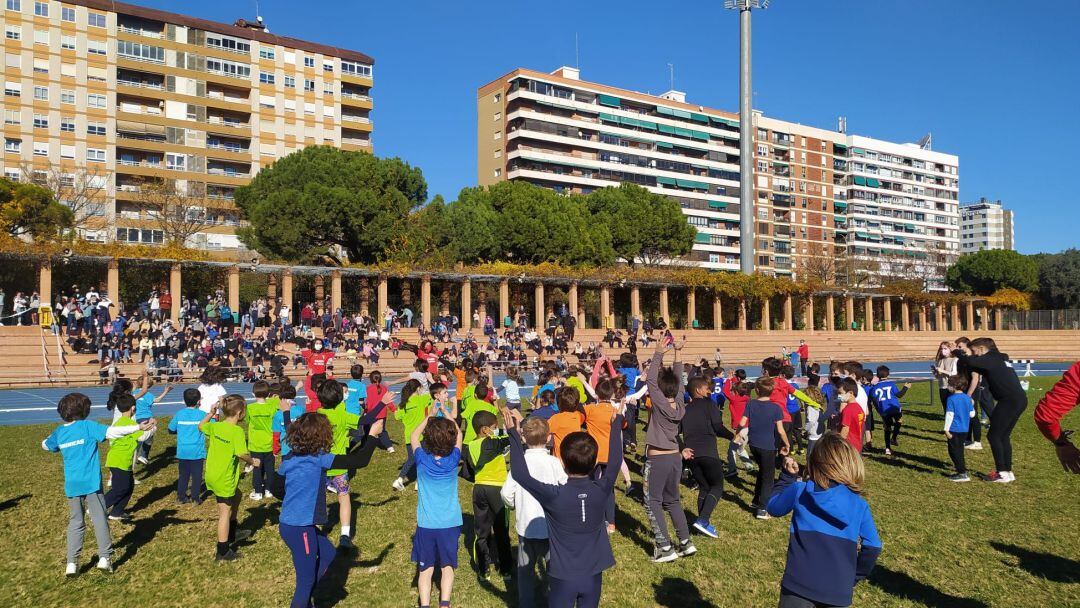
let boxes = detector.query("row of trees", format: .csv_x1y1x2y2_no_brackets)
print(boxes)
945,248,1080,309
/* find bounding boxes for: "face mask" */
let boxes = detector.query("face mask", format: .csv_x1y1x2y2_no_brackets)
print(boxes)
314,343,323,351
941,347,950,356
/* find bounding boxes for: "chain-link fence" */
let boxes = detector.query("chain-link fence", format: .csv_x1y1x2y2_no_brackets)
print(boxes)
1000,309,1080,330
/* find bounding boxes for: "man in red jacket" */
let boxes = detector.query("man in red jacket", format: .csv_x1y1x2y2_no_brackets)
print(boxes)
1034,361,1080,473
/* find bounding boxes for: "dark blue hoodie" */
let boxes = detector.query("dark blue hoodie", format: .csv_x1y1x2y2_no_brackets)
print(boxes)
767,472,882,606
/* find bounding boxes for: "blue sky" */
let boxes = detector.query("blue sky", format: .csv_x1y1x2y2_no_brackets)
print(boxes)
147,0,1079,254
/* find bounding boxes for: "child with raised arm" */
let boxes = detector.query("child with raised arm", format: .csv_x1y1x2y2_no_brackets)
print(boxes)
504,399,624,607
44,393,152,575
392,379,430,491
246,380,278,501
168,388,207,504
132,373,171,464
314,380,361,550
199,394,260,561
871,366,909,457
103,394,143,522
585,379,633,531
410,414,464,608
463,410,514,579
768,433,881,607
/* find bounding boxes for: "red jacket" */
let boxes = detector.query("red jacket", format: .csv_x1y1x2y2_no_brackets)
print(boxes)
301,348,335,375
797,343,809,359
1034,361,1080,441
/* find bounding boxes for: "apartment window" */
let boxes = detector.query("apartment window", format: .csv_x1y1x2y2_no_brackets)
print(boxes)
206,34,250,54
33,85,48,100
5,54,19,70
322,60,333,73
493,149,501,158
494,111,501,121
34,29,48,45
284,99,296,113
4,138,21,153
166,153,185,171
259,47,275,60
259,71,275,84
283,75,295,88
258,94,275,109
88,12,105,27
61,34,75,49
322,83,333,96
33,141,47,156
61,6,73,21
708,254,721,264
304,79,315,92
33,113,48,128
33,1,45,16
118,40,164,63
493,130,502,140
340,60,371,78
303,56,314,68
60,144,74,159
493,168,501,178
87,40,107,56
6,0,21,11
117,228,163,244
206,57,250,78
87,93,106,108
60,116,74,131
86,148,105,162
493,93,501,103
33,57,48,73
3,109,19,125
303,102,315,115
5,25,19,39
60,89,74,104
87,121,105,136
61,62,75,77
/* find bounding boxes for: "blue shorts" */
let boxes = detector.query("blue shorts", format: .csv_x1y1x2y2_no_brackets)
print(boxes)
410,526,461,570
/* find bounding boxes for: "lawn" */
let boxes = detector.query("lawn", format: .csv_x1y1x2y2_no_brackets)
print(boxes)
2,377,1078,607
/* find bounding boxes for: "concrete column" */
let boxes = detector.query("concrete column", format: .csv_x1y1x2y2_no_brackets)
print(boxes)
534,282,545,330
712,295,722,331
965,301,975,332
476,285,487,326
950,303,961,333
783,295,793,331
883,297,893,331
421,275,432,327
377,276,389,320
803,296,815,332
314,275,325,303
687,289,696,329
630,285,641,321
169,263,182,323
845,296,855,330
331,271,342,313
267,273,277,301
227,265,240,315
738,299,748,330
659,286,670,328
461,279,472,331
600,286,611,329
499,279,509,324
568,282,579,327
281,270,293,324
864,297,874,331
107,259,120,304
994,307,1003,331
934,305,944,332
919,306,929,332
825,296,835,331
38,260,52,307
761,299,771,331
359,278,371,317
901,300,911,331
979,305,989,331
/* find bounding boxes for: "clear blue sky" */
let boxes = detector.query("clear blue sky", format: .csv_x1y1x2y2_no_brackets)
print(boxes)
146,0,1079,254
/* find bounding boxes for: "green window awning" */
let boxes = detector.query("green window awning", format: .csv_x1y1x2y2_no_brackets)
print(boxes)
852,147,865,155
712,117,739,128
657,176,678,186
691,130,710,141
904,223,915,230
672,108,692,119
598,94,621,107
708,201,728,210
656,141,674,149
855,231,870,238
694,232,711,244
677,178,708,190
619,116,638,128
834,217,848,223
674,126,695,138
690,112,709,124
834,201,848,209
676,142,710,153
833,143,848,151
658,124,676,135
637,119,657,131
866,178,881,188
599,112,619,123
657,106,676,117
853,176,867,186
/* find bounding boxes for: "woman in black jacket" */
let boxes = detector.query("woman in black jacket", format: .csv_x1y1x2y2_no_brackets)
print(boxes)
954,338,1027,483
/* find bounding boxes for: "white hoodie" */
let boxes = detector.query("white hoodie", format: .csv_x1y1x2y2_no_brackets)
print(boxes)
501,447,567,539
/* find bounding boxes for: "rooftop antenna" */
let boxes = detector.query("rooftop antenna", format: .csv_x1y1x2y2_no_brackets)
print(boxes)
917,132,932,151
575,32,580,69
667,62,675,91
838,116,847,134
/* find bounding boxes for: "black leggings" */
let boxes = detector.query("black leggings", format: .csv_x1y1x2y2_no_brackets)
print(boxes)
789,412,804,451
750,446,777,508
881,413,902,449
549,573,602,608
687,456,725,524
947,431,968,474
987,399,1027,472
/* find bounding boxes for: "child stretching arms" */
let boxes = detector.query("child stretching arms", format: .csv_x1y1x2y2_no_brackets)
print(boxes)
44,393,152,575
585,379,633,531
199,395,260,561
168,388,207,504
679,376,735,538
315,380,361,550
767,433,882,607
247,380,278,500
411,415,465,608
103,394,143,522
503,401,624,607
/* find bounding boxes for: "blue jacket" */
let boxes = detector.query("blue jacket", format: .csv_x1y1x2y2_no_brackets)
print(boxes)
767,472,882,606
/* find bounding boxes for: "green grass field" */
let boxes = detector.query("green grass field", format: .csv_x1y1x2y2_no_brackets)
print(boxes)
2,377,1078,607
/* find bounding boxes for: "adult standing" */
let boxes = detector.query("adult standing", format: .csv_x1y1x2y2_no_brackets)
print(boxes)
796,340,810,376
1033,360,1080,473
955,337,991,451
954,338,1028,483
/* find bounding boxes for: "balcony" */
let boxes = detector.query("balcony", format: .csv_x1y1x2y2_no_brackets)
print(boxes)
119,25,163,39
117,78,164,91
207,140,250,154
341,91,372,102
207,167,249,178
341,114,371,124
207,116,250,129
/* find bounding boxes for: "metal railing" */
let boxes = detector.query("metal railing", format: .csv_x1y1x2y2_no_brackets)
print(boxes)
1000,309,1080,330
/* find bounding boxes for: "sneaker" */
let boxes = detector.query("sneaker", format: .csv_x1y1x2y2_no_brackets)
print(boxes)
692,519,719,538
1002,471,1016,482
964,441,983,451
248,491,263,501
607,523,616,535
386,446,396,454
243,465,254,474
948,473,971,482
338,535,355,551
985,470,1011,483
677,540,697,557
65,562,78,577
108,514,133,523
884,448,892,457
391,477,406,492
137,455,149,465
132,477,141,485
755,509,771,520
652,545,679,563
96,557,112,572
215,549,240,562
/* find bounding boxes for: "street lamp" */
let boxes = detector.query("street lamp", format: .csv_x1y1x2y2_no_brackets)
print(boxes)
724,0,769,275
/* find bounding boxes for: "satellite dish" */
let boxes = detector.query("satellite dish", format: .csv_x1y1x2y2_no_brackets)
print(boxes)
916,133,932,151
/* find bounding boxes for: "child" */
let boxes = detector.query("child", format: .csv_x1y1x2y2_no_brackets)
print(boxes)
428,382,457,420
462,385,500,443
392,379,430,491
365,370,394,452
315,380,361,550
838,378,866,454
463,410,513,579
272,383,305,458
722,372,753,478
247,380,278,500
504,400,624,605
944,376,976,482
500,417,568,608
43,393,151,575
767,433,882,607
586,379,634,531
802,386,826,456
871,366,909,457
643,340,696,562
168,388,207,504
273,409,385,607
345,364,368,418
502,366,523,410
199,394,260,561
529,389,558,421
103,394,143,522
782,365,804,454
132,374,171,464
411,415,464,608
548,387,586,460
738,376,790,519
679,376,735,538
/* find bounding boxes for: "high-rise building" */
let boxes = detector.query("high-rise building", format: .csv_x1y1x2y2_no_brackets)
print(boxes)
2,0,373,254
478,67,960,287
960,198,1014,253
478,67,744,271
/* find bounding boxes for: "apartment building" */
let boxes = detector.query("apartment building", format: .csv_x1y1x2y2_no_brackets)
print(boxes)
478,67,744,271
2,0,372,254
960,198,1014,253
479,67,960,287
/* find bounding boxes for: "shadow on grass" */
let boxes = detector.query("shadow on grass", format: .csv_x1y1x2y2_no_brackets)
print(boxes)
0,492,30,513
235,502,278,549
114,508,200,568
314,543,395,607
990,542,1080,584
137,446,176,479
358,495,399,508
615,507,654,557
902,409,944,422
653,577,718,608
869,565,989,608
864,453,939,475
130,482,175,513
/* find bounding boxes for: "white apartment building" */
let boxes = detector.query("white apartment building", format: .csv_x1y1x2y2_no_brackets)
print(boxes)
961,198,1014,253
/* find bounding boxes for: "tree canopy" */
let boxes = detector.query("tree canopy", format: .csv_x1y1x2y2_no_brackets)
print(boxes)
1037,248,1080,309
235,146,426,263
0,177,74,241
945,249,1039,295
586,183,696,266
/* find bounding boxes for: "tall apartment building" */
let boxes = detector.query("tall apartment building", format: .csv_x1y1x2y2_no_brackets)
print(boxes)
478,67,744,271
478,67,960,287
960,198,1013,253
2,0,373,254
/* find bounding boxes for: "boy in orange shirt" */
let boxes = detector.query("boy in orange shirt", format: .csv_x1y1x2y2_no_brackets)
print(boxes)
585,378,633,533
547,387,585,460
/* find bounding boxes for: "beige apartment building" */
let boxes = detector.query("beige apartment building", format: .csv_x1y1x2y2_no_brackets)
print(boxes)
2,0,372,254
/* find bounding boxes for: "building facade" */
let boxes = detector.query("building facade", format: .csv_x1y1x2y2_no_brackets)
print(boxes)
960,198,1013,253
478,67,960,288
2,0,372,254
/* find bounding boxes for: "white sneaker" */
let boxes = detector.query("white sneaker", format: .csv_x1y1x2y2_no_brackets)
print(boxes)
137,455,149,465
391,477,406,492
249,491,263,501
1004,471,1016,482
132,477,141,485
992,471,1014,483
96,557,112,572
386,446,396,454
964,441,983,451
243,465,254,474
65,562,77,576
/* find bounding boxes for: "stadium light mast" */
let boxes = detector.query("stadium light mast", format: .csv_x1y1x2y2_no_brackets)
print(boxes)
725,0,769,275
